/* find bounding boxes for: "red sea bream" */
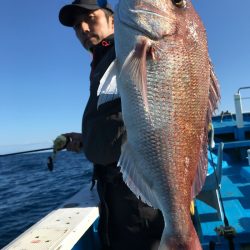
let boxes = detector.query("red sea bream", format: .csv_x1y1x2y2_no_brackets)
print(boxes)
98,0,220,249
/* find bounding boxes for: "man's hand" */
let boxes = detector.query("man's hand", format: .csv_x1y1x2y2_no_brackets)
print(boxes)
62,132,83,153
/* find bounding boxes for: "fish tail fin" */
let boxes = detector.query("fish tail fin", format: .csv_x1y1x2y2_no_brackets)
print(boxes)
191,60,220,198
118,142,158,208
159,225,202,250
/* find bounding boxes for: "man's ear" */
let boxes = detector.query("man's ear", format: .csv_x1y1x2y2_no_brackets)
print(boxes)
110,16,114,25
110,16,114,29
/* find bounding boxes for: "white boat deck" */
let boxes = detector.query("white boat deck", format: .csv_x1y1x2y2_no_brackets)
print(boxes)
3,186,99,250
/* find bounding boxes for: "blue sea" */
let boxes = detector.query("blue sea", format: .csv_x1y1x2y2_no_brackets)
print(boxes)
0,151,93,248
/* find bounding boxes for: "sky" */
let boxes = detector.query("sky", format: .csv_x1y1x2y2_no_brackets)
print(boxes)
0,0,250,153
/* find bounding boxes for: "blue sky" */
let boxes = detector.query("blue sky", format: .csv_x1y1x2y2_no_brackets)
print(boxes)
1,0,250,152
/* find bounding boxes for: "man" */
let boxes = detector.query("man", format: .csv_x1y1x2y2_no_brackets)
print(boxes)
58,1,164,249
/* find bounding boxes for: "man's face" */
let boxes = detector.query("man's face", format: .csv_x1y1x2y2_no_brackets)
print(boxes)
73,9,114,50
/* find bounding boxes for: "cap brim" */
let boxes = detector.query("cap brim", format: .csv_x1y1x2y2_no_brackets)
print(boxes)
59,4,98,27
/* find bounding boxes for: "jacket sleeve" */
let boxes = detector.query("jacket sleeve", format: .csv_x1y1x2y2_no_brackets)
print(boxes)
82,98,126,165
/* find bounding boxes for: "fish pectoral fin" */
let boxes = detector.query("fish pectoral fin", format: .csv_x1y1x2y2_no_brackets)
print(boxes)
97,59,120,108
118,142,158,208
121,38,151,112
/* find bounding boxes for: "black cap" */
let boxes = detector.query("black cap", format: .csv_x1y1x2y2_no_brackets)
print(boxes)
59,0,113,27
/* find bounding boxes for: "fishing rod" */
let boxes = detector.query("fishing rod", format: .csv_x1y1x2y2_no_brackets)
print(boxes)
0,147,55,171
0,147,53,157
0,136,68,172
47,135,69,172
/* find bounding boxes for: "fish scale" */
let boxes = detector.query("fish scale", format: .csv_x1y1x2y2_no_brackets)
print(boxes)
98,0,220,248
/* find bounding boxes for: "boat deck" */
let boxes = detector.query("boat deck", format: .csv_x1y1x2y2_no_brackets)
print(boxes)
197,160,250,249
3,186,100,250
196,113,250,250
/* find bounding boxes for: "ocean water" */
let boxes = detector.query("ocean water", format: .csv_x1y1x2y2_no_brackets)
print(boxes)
0,151,93,248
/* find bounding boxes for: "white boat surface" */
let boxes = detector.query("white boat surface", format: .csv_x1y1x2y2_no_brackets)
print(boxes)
3,186,99,250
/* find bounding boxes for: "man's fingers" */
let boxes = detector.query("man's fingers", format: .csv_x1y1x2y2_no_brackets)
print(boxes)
66,140,82,152
58,133,83,152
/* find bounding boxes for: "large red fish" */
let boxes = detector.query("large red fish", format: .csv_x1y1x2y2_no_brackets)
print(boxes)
98,0,220,249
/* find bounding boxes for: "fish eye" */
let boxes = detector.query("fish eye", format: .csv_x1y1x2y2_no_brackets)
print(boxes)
172,0,186,8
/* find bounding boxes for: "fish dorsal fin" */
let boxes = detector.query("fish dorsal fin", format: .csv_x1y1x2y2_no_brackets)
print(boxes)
191,61,220,197
97,59,120,107
118,142,159,208
207,59,220,118
121,38,150,111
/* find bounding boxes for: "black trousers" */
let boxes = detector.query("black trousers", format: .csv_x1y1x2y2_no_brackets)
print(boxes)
94,164,164,250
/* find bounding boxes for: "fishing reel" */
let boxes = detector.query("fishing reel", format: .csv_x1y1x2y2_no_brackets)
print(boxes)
47,135,68,171
215,225,236,239
212,225,237,250
208,226,236,250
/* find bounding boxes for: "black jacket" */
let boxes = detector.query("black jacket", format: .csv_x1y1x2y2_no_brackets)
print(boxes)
82,36,164,250
82,35,126,165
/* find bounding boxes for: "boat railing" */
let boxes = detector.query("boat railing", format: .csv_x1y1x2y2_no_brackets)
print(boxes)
220,111,234,123
197,142,225,221
234,86,250,128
